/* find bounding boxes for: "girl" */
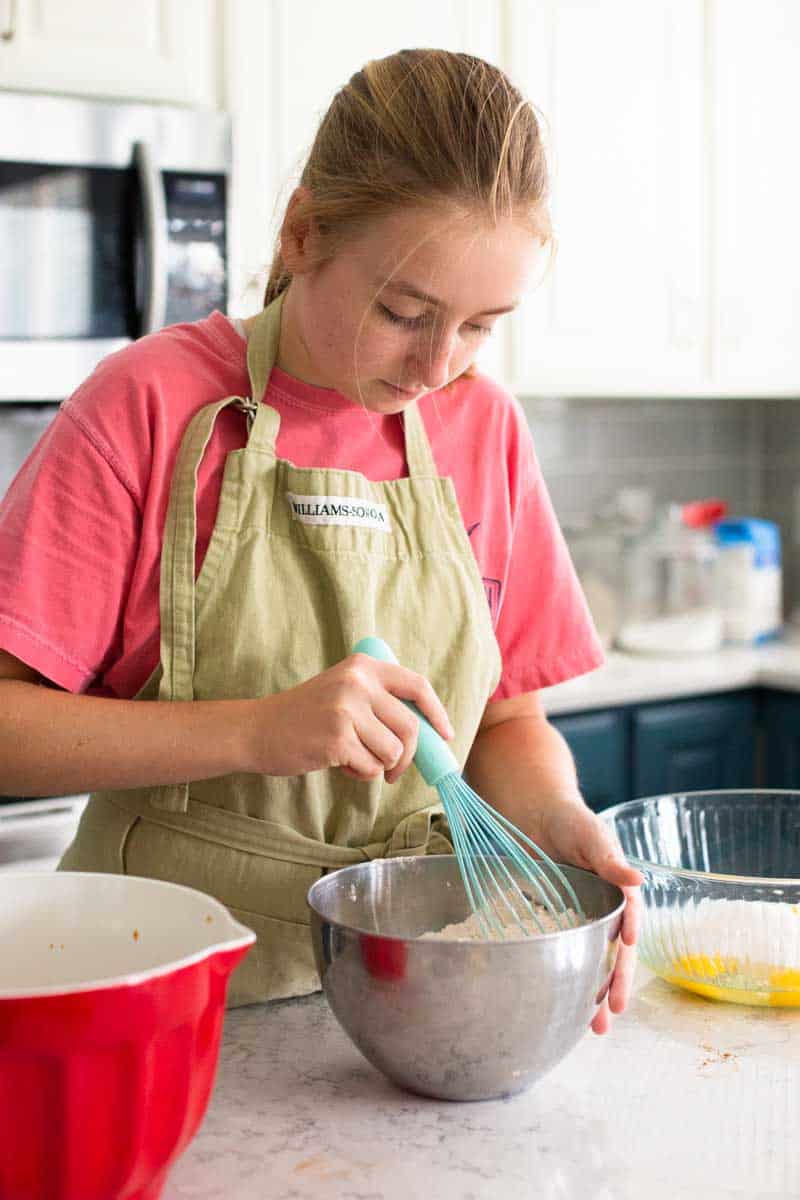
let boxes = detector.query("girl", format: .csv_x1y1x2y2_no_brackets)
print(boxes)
0,49,641,1027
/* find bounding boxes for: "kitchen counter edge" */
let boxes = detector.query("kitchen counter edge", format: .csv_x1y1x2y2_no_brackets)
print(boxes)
540,639,800,715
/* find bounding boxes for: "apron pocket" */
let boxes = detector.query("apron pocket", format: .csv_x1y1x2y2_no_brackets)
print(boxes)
121,817,323,923
121,816,323,1005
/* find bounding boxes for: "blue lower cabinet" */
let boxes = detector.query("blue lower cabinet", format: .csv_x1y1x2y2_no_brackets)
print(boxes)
762,690,800,789
549,710,629,812
632,692,757,797
548,688,796,808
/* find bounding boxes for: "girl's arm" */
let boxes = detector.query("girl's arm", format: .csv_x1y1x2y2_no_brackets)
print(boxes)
0,649,453,797
0,651,258,796
464,692,584,831
465,692,637,886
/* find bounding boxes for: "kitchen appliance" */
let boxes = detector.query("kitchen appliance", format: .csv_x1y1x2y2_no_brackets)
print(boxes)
0,89,231,401
603,789,800,1006
307,856,623,1101
0,872,255,1200
353,637,584,935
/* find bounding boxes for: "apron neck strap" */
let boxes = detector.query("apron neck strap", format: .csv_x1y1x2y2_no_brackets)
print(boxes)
246,293,284,422
400,401,437,477
157,396,240,704
243,293,284,454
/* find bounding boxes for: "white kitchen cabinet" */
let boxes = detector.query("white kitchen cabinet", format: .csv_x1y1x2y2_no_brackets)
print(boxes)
0,0,222,107
10,0,791,398
507,0,800,398
223,0,508,384
507,0,708,397
710,0,800,394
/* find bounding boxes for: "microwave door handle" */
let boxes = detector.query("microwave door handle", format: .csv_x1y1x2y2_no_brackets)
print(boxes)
133,140,167,334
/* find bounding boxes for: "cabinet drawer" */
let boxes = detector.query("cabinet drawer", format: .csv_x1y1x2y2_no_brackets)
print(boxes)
632,693,756,798
762,691,800,789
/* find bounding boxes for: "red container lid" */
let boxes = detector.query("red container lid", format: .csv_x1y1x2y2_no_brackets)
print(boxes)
681,499,728,528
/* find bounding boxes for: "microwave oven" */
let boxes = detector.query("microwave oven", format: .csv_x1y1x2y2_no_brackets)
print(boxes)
0,89,231,401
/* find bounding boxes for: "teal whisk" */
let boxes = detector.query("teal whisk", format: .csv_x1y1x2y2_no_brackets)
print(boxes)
353,637,585,938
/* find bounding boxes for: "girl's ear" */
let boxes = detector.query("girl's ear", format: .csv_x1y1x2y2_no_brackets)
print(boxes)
279,186,320,274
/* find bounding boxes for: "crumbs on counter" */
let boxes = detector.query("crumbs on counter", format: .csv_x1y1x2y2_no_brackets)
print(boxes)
698,1041,739,1073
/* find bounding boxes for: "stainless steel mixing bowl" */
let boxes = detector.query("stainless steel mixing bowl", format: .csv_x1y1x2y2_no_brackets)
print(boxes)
307,855,624,1101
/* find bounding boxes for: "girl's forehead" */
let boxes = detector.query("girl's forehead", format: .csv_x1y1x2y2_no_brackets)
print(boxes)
359,207,543,302
367,204,516,256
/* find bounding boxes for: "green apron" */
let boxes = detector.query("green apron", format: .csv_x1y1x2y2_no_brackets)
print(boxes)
60,294,502,1005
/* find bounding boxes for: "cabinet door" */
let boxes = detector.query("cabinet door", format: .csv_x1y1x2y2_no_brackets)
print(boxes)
711,2,800,394
632,693,756,798
0,0,221,106
763,691,800,790
507,0,706,396
225,0,503,320
549,710,628,812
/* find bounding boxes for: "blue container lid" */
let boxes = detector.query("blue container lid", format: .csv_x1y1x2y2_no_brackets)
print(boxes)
715,518,781,567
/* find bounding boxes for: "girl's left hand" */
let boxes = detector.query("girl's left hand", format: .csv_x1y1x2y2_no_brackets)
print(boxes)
532,798,643,1035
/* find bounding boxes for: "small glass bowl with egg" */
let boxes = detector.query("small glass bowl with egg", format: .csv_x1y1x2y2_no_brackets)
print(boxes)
603,789,800,1006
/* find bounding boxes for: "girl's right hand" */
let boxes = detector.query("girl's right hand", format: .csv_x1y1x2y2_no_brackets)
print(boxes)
244,652,454,783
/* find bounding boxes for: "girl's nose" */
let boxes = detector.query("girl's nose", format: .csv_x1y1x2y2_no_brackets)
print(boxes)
411,327,457,390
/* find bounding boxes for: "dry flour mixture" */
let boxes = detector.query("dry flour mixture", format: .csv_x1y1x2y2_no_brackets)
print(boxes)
420,900,583,941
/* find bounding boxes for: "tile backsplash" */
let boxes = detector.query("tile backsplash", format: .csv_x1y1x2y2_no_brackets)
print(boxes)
520,395,800,618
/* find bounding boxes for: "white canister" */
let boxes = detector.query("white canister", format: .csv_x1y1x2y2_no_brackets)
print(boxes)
714,518,782,644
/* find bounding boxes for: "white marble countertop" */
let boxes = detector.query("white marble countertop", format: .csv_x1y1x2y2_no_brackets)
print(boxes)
166,964,800,1200
540,636,800,715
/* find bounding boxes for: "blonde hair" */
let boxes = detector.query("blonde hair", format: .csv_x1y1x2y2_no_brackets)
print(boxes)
264,48,551,382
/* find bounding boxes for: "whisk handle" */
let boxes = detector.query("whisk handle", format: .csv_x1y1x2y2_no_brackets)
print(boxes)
352,637,459,786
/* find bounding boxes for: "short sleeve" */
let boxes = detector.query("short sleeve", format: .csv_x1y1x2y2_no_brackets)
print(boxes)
0,405,140,693
490,435,605,701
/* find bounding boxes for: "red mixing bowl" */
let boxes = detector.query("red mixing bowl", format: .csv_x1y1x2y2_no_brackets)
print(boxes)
0,872,255,1200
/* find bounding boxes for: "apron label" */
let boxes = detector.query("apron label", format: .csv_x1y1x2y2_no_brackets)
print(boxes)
286,492,392,532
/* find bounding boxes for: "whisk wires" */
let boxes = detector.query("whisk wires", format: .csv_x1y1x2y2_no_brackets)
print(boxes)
349,638,587,942
438,774,585,940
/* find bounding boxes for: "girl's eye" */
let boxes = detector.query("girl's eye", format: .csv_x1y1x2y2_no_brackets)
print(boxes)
378,303,490,336
378,304,424,328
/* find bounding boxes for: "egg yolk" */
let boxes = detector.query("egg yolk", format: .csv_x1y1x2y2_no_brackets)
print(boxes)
662,953,800,1007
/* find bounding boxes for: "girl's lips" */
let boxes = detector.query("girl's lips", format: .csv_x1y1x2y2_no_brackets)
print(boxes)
382,380,422,397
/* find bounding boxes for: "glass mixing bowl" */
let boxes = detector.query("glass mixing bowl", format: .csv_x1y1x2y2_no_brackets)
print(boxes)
603,790,800,1006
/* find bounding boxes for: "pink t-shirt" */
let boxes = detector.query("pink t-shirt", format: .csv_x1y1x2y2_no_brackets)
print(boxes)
0,312,603,702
